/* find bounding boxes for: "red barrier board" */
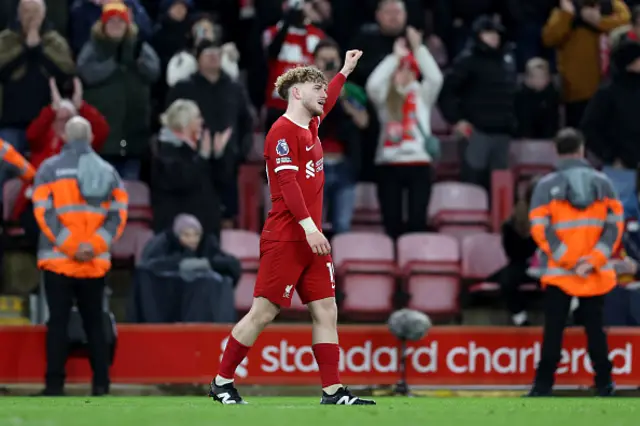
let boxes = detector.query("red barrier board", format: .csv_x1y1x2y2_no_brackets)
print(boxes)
1,325,639,387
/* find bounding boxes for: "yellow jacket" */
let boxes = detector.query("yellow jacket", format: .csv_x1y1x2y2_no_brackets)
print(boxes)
542,1,630,103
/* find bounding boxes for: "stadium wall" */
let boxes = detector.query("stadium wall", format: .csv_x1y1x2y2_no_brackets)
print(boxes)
1,325,639,388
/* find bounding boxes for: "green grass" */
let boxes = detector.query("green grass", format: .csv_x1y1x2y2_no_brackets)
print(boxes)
0,396,639,426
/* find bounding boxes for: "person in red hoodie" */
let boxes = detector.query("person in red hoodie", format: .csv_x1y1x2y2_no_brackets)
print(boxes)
16,77,109,243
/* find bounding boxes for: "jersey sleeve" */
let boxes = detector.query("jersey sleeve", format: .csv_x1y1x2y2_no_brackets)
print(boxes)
266,125,311,222
267,126,300,174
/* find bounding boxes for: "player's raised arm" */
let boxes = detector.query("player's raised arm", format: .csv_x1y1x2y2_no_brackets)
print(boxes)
319,50,363,123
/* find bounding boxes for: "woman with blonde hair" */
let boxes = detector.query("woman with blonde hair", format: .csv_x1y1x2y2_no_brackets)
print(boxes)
366,26,443,238
150,99,231,238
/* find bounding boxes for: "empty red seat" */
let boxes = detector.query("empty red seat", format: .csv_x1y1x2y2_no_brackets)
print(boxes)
428,182,490,233
123,180,152,223
2,178,25,237
332,232,396,319
234,274,256,313
123,181,151,222
397,233,460,316
112,224,150,265
221,229,260,270
352,183,381,227
510,140,556,180
461,233,506,294
221,230,260,312
434,136,460,181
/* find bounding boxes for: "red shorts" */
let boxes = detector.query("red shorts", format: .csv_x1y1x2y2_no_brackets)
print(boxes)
253,239,336,307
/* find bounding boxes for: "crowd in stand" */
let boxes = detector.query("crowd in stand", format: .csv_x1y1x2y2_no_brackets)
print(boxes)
3,0,640,324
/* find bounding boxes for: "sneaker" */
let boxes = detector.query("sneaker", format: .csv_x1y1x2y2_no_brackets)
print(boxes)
320,387,376,405
209,379,247,405
596,383,616,397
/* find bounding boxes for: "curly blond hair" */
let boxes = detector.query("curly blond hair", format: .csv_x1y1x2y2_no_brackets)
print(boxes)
274,66,328,100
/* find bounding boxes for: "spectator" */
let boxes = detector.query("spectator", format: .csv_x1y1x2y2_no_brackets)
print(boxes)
32,116,128,396
505,0,557,71
151,99,230,238
70,0,152,55
542,0,630,127
497,178,539,326
129,213,240,323
366,28,443,238
433,0,511,60
515,57,560,139
0,0,74,155
14,77,109,244
263,0,326,129
609,5,640,58
166,40,252,228
77,1,160,180
581,39,640,168
151,0,194,79
165,13,240,87
438,15,517,193
349,0,407,88
314,38,367,235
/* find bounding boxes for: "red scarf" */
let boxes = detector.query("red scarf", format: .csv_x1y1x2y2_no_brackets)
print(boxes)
384,89,417,147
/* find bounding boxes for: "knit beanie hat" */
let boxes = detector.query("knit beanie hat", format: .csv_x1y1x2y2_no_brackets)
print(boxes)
101,2,131,25
173,213,202,236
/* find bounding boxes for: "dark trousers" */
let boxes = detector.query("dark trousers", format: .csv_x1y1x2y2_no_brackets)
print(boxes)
44,271,110,392
498,262,537,314
533,285,612,391
376,164,432,239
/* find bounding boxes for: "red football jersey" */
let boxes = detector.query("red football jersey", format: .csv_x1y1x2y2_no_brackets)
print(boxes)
263,24,325,111
263,115,324,242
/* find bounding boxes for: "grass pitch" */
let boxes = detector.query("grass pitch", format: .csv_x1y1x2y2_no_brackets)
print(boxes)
0,396,639,426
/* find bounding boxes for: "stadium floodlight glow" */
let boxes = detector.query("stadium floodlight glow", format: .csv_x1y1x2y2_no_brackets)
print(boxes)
387,309,432,397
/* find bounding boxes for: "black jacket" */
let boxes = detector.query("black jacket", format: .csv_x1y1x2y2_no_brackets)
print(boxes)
317,100,361,179
501,218,537,264
581,71,640,168
348,24,400,87
139,229,241,285
150,128,228,238
166,72,253,166
438,21,517,134
515,83,560,139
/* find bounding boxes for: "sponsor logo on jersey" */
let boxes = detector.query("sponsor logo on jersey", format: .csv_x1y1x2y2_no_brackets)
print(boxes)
305,160,315,179
276,139,289,156
283,285,294,298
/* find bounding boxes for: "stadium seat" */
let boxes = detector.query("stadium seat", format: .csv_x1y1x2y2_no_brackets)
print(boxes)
461,233,506,294
510,140,556,181
134,227,155,265
352,183,382,228
434,136,460,181
112,224,151,267
2,178,25,237
123,180,152,224
332,232,396,320
221,230,260,313
397,233,460,317
428,182,490,236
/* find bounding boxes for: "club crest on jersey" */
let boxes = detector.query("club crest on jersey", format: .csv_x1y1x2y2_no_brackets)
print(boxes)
276,139,289,156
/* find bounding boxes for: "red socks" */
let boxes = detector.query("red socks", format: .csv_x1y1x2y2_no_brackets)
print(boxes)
312,343,341,388
218,336,251,380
